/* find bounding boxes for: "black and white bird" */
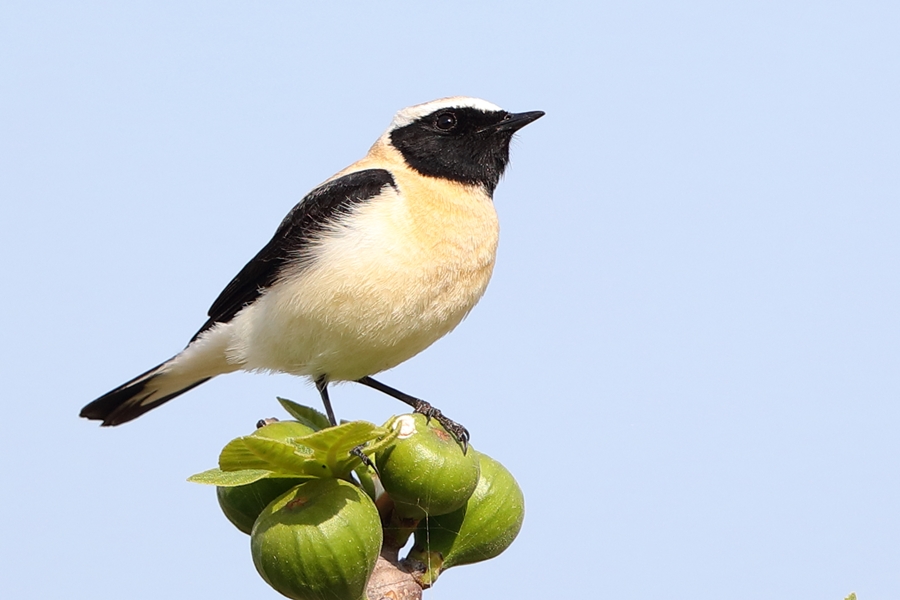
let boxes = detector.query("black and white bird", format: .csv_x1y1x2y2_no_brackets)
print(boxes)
80,97,543,443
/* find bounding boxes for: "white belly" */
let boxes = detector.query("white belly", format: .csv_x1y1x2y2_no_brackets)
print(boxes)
223,183,499,381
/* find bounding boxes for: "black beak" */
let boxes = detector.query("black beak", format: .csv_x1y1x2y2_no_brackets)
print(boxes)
494,110,545,132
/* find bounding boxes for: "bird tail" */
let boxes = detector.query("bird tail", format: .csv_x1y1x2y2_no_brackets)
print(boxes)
82,324,239,426
80,359,212,426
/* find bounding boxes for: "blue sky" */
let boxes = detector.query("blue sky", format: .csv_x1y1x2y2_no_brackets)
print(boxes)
2,2,898,598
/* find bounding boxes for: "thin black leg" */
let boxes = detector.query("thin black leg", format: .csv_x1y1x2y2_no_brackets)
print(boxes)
356,376,469,452
350,445,377,472
315,376,337,426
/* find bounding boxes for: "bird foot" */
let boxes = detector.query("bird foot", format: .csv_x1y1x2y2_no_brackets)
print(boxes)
350,444,377,471
412,401,469,454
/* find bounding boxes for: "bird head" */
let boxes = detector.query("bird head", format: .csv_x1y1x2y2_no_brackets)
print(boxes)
385,97,544,194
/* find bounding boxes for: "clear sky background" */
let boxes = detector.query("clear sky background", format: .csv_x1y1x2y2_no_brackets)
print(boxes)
2,2,898,599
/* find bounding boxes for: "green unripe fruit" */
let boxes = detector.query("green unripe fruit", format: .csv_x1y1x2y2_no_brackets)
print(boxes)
251,478,382,600
375,414,480,520
216,420,314,534
406,451,524,587
217,478,304,535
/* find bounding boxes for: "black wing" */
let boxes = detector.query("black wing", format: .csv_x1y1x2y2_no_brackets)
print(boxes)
191,168,397,341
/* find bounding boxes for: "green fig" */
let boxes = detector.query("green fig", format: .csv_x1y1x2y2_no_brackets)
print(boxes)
251,478,382,600
216,420,314,534
375,414,480,520
406,451,524,587
217,478,305,535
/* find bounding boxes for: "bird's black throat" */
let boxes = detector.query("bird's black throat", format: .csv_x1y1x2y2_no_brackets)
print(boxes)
390,107,516,195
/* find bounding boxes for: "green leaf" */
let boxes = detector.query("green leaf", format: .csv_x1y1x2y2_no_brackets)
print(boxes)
219,435,335,478
188,468,273,487
277,397,332,431
294,421,395,478
297,421,382,453
219,435,310,470
362,420,401,456
242,436,323,474
194,409,399,486
218,437,274,471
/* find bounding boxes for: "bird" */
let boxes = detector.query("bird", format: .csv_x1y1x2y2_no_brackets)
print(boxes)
80,97,544,444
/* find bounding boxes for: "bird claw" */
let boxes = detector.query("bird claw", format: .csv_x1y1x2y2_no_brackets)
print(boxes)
350,444,377,471
412,401,470,454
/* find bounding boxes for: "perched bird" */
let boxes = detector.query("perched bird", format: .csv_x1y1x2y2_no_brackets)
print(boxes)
80,97,543,443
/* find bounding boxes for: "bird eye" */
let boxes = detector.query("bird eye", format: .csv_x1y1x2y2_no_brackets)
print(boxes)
435,112,457,131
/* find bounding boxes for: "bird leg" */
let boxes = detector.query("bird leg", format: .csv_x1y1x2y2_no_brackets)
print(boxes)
356,376,469,453
350,445,377,472
315,376,338,426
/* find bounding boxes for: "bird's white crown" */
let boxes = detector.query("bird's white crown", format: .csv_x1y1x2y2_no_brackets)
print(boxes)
388,97,503,130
